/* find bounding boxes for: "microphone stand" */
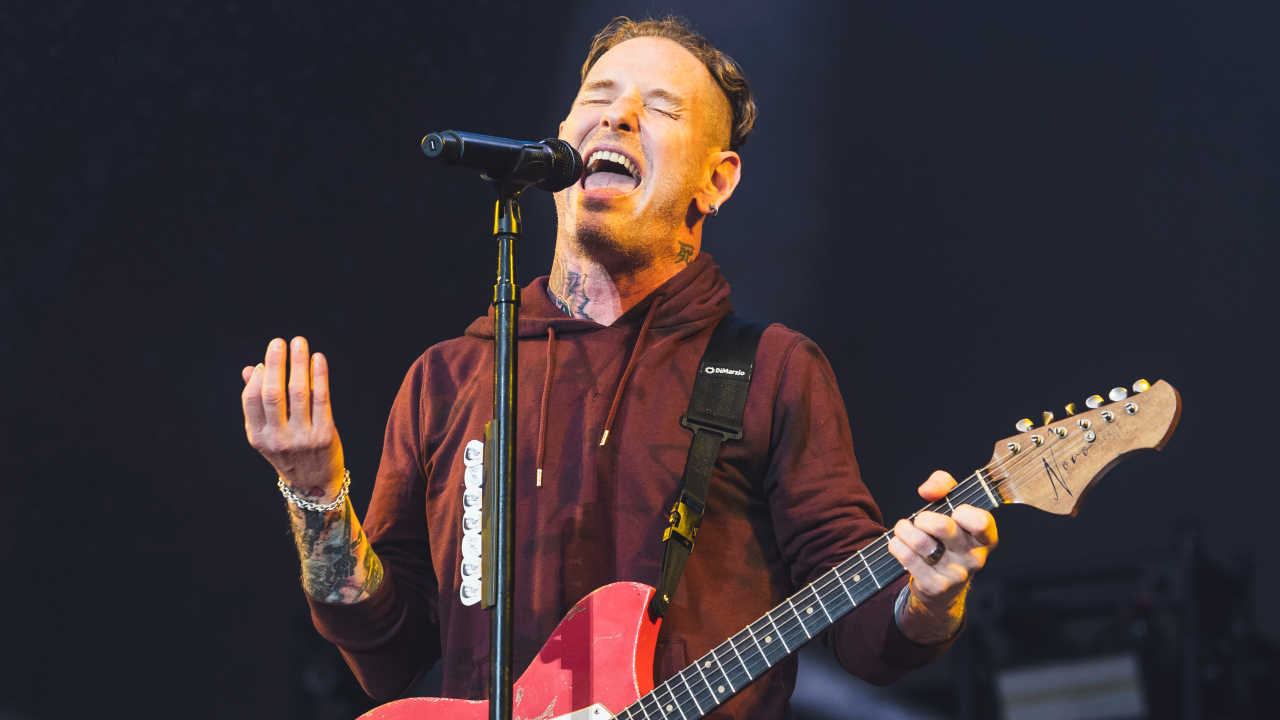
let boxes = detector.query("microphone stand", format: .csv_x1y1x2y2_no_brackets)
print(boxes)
484,181,520,720
422,132,579,720
481,157,550,720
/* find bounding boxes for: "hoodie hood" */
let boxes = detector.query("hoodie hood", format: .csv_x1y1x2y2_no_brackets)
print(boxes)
464,251,733,339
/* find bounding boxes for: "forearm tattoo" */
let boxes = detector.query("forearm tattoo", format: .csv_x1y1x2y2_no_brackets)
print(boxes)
550,270,591,319
289,498,384,604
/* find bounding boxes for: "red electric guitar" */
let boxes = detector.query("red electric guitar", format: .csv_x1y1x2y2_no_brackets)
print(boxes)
363,380,1181,720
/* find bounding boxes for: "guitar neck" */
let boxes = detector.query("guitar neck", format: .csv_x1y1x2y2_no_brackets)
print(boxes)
615,472,1003,720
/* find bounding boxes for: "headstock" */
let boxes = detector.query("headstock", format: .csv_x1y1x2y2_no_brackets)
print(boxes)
988,380,1181,516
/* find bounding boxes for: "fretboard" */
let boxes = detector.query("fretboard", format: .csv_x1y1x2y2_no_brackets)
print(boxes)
614,471,1002,720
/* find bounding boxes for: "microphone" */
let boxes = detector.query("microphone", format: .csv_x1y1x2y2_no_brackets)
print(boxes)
421,131,583,192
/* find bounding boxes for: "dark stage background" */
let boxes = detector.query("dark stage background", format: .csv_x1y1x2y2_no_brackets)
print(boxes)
2,1,1277,718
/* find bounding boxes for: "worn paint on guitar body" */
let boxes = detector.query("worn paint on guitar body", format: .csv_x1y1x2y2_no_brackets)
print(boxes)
362,582,660,720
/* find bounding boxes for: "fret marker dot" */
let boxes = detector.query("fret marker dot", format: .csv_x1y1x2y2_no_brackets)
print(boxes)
765,635,772,643
718,685,725,693
704,661,712,668
666,705,673,712
853,574,861,582
806,607,813,614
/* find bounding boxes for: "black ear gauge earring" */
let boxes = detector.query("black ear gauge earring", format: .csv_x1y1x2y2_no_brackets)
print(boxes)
709,203,719,218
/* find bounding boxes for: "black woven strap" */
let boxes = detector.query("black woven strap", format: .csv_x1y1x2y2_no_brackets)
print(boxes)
652,314,766,618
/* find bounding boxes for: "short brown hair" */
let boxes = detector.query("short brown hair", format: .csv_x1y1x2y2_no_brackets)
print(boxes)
581,16,757,150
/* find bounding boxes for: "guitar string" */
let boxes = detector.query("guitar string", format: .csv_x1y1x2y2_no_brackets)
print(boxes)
628,426,1109,720
627,429,1100,720
853,423,1103,582
625,416,1122,719
845,412,1112,583
820,425,1101,619
636,438,1095,720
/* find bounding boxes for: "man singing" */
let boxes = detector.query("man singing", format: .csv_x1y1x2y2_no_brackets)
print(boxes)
241,17,998,718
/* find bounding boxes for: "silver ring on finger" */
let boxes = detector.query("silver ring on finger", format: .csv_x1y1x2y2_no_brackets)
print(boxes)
924,539,945,566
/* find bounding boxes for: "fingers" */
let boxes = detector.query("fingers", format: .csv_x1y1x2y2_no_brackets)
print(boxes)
895,517,947,559
953,505,999,548
288,336,311,429
917,470,957,501
241,363,267,433
242,366,254,384
888,535,948,592
261,338,289,427
311,352,332,427
891,521,972,599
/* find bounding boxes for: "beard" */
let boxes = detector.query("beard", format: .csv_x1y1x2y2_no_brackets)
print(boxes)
553,159,699,273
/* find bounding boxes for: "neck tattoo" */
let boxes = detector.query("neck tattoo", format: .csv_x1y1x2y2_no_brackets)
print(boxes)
551,270,591,320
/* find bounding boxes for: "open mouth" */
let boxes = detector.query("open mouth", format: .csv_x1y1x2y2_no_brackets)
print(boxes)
582,150,642,194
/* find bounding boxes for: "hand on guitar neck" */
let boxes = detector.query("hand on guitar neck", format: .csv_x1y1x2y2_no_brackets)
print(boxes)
889,470,999,645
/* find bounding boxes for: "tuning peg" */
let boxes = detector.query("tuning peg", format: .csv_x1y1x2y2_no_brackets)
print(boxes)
1015,418,1034,432
1042,411,1055,426
1065,403,1077,416
1133,379,1151,393
1086,395,1105,409
1109,387,1128,402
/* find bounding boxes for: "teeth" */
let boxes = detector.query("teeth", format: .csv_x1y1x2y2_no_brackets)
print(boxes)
588,150,638,179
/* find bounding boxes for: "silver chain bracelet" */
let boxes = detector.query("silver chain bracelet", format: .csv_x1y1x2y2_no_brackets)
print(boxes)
277,469,351,513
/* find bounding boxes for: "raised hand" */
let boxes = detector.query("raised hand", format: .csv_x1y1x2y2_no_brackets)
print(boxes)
241,336,345,501
888,470,999,644
241,337,382,604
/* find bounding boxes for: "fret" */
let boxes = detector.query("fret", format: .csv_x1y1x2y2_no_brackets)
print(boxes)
976,471,1000,509
789,587,828,637
688,665,719,712
860,549,881,588
763,612,791,653
744,625,773,668
683,665,716,713
709,650,736,693
943,494,954,512
636,692,662,720
813,574,849,620
785,597,811,639
670,676,704,720
716,642,749,688
770,604,808,651
677,670,705,716
726,632,762,682
694,653,732,702
807,583,834,625
832,562,858,608
650,682,683,720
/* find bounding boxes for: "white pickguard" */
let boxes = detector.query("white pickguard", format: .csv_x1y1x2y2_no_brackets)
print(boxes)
550,703,614,720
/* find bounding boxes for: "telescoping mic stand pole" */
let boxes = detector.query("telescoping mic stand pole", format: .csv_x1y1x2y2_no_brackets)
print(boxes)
485,183,520,720
420,130,582,720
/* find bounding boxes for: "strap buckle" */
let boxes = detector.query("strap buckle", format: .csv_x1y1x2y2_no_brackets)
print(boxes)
680,412,743,440
662,499,703,552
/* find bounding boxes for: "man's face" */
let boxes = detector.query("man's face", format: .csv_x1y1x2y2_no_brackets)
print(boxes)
555,37,732,264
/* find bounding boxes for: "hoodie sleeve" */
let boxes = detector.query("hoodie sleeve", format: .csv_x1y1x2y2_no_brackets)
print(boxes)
763,336,953,686
307,355,442,702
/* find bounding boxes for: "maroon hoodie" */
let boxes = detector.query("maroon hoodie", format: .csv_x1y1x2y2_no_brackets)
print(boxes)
308,253,952,718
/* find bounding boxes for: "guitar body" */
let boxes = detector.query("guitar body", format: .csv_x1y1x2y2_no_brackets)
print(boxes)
362,582,661,720
360,381,1181,720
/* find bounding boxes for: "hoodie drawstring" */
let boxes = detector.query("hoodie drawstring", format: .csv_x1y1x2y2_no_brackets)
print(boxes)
536,327,558,487
600,294,664,447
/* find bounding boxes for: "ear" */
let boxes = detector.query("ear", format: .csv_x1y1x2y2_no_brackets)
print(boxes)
695,151,742,216
558,120,565,139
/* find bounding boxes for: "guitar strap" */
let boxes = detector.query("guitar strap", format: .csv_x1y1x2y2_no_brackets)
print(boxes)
652,314,766,618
